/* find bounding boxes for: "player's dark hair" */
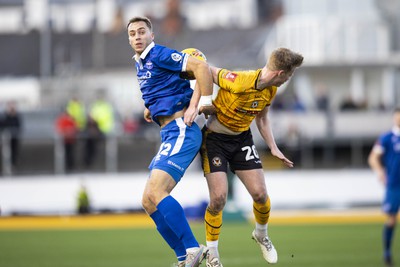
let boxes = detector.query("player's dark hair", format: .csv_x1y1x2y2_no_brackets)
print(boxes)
127,16,153,31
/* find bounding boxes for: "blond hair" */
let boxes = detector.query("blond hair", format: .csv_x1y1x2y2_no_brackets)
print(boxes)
267,48,304,73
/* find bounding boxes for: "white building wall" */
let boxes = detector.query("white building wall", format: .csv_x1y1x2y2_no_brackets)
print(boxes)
0,170,383,216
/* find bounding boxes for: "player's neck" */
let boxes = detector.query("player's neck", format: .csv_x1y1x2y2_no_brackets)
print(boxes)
257,68,275,89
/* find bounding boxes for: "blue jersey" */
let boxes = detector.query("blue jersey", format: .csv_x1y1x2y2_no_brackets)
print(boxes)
376,129,400,189
134,42,192,126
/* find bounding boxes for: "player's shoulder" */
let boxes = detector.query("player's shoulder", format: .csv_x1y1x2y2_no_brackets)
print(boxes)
380,130,395,142
153,44,180,55
150,44,166,56
219,68,260,81
152,44,185,61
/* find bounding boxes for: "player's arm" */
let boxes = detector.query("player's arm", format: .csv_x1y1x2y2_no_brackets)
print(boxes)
184,82,201,126
210,66,222,85
368,144,386,184
255,106,294,168
143,107,152,123
185,56,215,116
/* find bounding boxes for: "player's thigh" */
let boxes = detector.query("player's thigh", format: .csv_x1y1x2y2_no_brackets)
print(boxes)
200,128,230,174
236,169,267,201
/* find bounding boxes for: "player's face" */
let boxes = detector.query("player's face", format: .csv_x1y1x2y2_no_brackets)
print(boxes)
394,111,400,127
272,69,295,87
128,21,154,55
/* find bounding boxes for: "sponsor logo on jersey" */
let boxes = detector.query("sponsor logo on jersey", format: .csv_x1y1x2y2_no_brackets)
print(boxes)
234,107,260,115
212,157,222,167
223,72,238,82
251,101,259,108
137,71,152,86
145,60,153,69
171,53,182,61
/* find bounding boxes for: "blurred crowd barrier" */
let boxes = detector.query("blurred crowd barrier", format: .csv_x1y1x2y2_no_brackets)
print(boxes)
0,109,392,177
0,133,160,176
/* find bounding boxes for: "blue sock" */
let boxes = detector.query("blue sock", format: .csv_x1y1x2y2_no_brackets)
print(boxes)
157,195,199,249
383,224,394,258
150,210,186,260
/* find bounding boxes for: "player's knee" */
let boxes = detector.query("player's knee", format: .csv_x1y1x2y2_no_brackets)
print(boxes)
252,192,267,204
387,215,397,227
141,190,158,212
210,194,227,212
141,194,152,212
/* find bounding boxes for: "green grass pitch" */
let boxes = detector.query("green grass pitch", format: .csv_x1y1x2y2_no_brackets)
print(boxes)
0,221,398,267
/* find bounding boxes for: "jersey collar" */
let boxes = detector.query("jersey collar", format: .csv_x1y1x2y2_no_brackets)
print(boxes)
134,42,155,62
393,125,400,136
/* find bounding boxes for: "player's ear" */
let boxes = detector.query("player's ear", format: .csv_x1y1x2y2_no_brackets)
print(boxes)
276,70,284,76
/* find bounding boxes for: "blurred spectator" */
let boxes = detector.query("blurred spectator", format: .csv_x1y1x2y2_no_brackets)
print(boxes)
89,91,115,135
284,122,302,167
340,95,358,111
257,0,283,25
290,94,306,112
378,102,388,111
315,83,329,111
66,96,86,131
161,0,186,36
76,183,91,214
0,101,22,168
271,94,285,111
83,115,102,168
109,6,125,34
122,113,140,135
156,0,188,48
56,108,78,171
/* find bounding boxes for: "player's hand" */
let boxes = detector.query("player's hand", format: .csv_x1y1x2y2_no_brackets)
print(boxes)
184,105,198,126
271,148,294,168
143,108,152,123
199,104,216,119
377,170,387,185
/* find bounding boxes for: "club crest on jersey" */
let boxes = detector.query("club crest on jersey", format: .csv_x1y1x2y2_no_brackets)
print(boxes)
212,157,222,167
223,72,238,82
145,60,153,69
171,53,182,62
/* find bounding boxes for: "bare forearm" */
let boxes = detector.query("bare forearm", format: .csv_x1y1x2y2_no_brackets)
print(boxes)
368,152,386,183
368,153,385,175
256,115,275,148
192,63,213,97
189,83,201,107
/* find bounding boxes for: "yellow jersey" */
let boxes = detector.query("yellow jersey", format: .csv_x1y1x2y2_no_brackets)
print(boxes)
214,68,277,132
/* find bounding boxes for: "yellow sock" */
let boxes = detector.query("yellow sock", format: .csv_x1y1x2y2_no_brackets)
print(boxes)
205,207,223,241
253,196,271,225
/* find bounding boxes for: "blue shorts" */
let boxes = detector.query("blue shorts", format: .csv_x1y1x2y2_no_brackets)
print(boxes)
149,118,202,182
383,187,400,215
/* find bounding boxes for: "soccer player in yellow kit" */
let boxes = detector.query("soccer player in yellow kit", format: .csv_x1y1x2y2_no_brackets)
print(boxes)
200,48,304,267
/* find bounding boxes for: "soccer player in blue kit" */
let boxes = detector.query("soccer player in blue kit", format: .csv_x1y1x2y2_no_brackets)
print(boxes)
368,107,400,267
127,16,215,267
